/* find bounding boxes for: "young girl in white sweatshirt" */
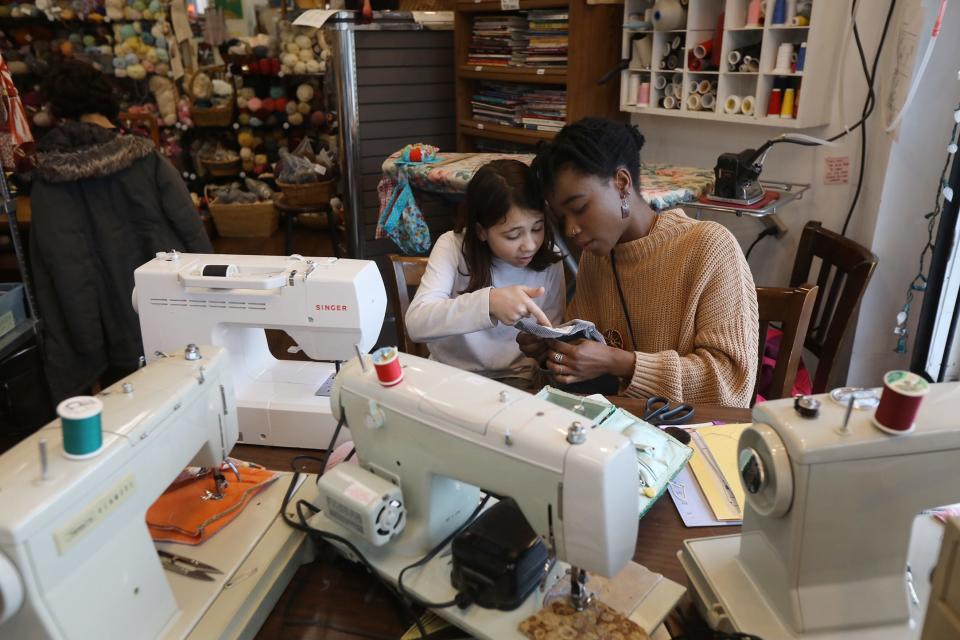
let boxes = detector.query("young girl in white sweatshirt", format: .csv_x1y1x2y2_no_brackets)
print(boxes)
405,159,565,386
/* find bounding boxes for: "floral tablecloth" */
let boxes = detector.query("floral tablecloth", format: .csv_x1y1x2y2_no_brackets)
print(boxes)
381,151,714,211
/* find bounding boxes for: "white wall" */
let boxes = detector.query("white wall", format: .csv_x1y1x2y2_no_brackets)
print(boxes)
633,0,960,386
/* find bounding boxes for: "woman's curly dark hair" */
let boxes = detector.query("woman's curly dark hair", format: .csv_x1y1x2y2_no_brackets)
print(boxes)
41,60,119,121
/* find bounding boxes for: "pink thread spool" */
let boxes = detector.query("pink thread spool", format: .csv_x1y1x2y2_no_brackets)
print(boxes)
372,346,404,386
872,370,930,434
637,82,651,106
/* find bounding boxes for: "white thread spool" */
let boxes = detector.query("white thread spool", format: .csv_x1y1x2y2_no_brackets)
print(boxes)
697,79,712,94
672,82,682,98
688,79,700,95
652,0,686,31
786,0,798,22
686,93,703,111
663,95,677,109
724,94,742,114
727,50,742,68
654,75,668,90
628,74,641,103
773,42,794,73
693,42,711,59
741,95,756,115
701,92,716,110
634,37,653,69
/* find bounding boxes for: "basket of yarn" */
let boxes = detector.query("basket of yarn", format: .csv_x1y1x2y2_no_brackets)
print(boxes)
275,142,337,207
205,180,278,238
188,69,235,128
200,145,242,178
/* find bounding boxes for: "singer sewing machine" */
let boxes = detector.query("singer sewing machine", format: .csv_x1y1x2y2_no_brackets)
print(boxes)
308,352,686,638
134,252,387,449
680,383,960,639
0,345,319,639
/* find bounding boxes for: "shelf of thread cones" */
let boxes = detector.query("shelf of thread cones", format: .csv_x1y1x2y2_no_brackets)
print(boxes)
620,0,842,128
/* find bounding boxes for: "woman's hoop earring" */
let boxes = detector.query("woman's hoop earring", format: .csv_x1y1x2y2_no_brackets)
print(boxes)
621,195,630,218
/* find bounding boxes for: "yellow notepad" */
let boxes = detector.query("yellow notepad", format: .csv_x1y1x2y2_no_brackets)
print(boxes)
687,423,750,521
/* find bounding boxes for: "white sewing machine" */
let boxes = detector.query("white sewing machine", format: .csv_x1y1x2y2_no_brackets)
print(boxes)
0,345,319,639
134,252,387,449
308,352,686,638
680,383,960,639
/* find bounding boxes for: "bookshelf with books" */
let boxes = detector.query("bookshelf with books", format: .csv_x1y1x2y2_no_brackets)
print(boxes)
455,0,622,150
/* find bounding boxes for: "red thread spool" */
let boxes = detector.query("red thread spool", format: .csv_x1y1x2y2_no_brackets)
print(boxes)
873,370,929,434
767,89,783,117
372,347,403,387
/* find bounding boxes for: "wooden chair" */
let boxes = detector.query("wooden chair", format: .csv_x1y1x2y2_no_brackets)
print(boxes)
754,285,818,405
789,222,878,393
118,111,160,148
387,254,429,357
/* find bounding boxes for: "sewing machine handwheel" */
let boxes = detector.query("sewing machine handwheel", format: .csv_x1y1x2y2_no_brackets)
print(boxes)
738,423,793,518
0,550,24,624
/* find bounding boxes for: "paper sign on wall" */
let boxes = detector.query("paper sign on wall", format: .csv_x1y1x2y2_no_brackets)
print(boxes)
825,156,850,185
501,0,519,9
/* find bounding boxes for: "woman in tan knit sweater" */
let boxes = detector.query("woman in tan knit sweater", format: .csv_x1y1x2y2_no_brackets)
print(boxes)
518,118,759,407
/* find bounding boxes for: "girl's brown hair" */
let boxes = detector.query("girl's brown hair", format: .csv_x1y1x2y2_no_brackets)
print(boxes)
459,159,561,293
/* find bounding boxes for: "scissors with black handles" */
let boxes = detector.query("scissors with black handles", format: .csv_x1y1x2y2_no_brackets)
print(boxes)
642,396,695,426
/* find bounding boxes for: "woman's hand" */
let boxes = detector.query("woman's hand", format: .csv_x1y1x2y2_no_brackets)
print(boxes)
489,286,553,327
545,339,636,384
516,332,550,366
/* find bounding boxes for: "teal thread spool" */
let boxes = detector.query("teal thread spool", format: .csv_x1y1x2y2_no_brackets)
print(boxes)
58,396,104,459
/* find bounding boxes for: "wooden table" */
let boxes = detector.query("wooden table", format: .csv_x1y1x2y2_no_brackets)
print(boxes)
234,401,752,639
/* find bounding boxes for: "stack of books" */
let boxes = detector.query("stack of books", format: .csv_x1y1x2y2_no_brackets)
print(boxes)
471,82,524,127
520,86,566,132
517,10,568,68
468,15,527,67
471,83,567,133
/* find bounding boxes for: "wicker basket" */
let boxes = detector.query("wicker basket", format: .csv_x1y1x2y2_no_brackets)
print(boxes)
276,177,336,208
201,155,242,177
188,69,235,128
206,187,278,238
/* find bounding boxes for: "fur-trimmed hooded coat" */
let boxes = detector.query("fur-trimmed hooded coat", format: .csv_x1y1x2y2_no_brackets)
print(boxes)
30,121,212,401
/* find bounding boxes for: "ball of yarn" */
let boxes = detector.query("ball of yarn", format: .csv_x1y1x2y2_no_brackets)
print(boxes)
294,35,312,50
297,101,311,115
296,84,314,102
246,96,262,112
297,48,313,62
261,98,274,113
239,86,256,99
305,59,322,74
119,24,136,40
269,85,285,99
127,63,146,79
257,58,273,75
249,116,263,127
238,112,251,126
285,42,299,54
285,101,297,115
270,58,281,75
154,62,169,76
60,41,74,56
287,111,303,126
82,34,97,47
238,131,255,148
274,97,288,113
141,33,155,46
124,52,139,66
310,110,326,128
293,61,307,75
156,48,169,63
236,96,248,110
281,53,298,69
239,146,253,160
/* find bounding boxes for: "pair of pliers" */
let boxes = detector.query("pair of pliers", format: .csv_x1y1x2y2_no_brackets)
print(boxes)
157,549,222,581
643,396,695,426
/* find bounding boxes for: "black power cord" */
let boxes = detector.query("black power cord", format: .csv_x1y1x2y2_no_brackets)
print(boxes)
840,0,898,236
744,226,779,261
396,494,492,610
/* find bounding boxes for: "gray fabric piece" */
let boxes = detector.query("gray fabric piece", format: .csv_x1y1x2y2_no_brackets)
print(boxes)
30,122,213,401
513,318,606,344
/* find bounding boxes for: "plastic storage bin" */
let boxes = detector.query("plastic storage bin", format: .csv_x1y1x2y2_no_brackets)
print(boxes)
0,284,26,341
